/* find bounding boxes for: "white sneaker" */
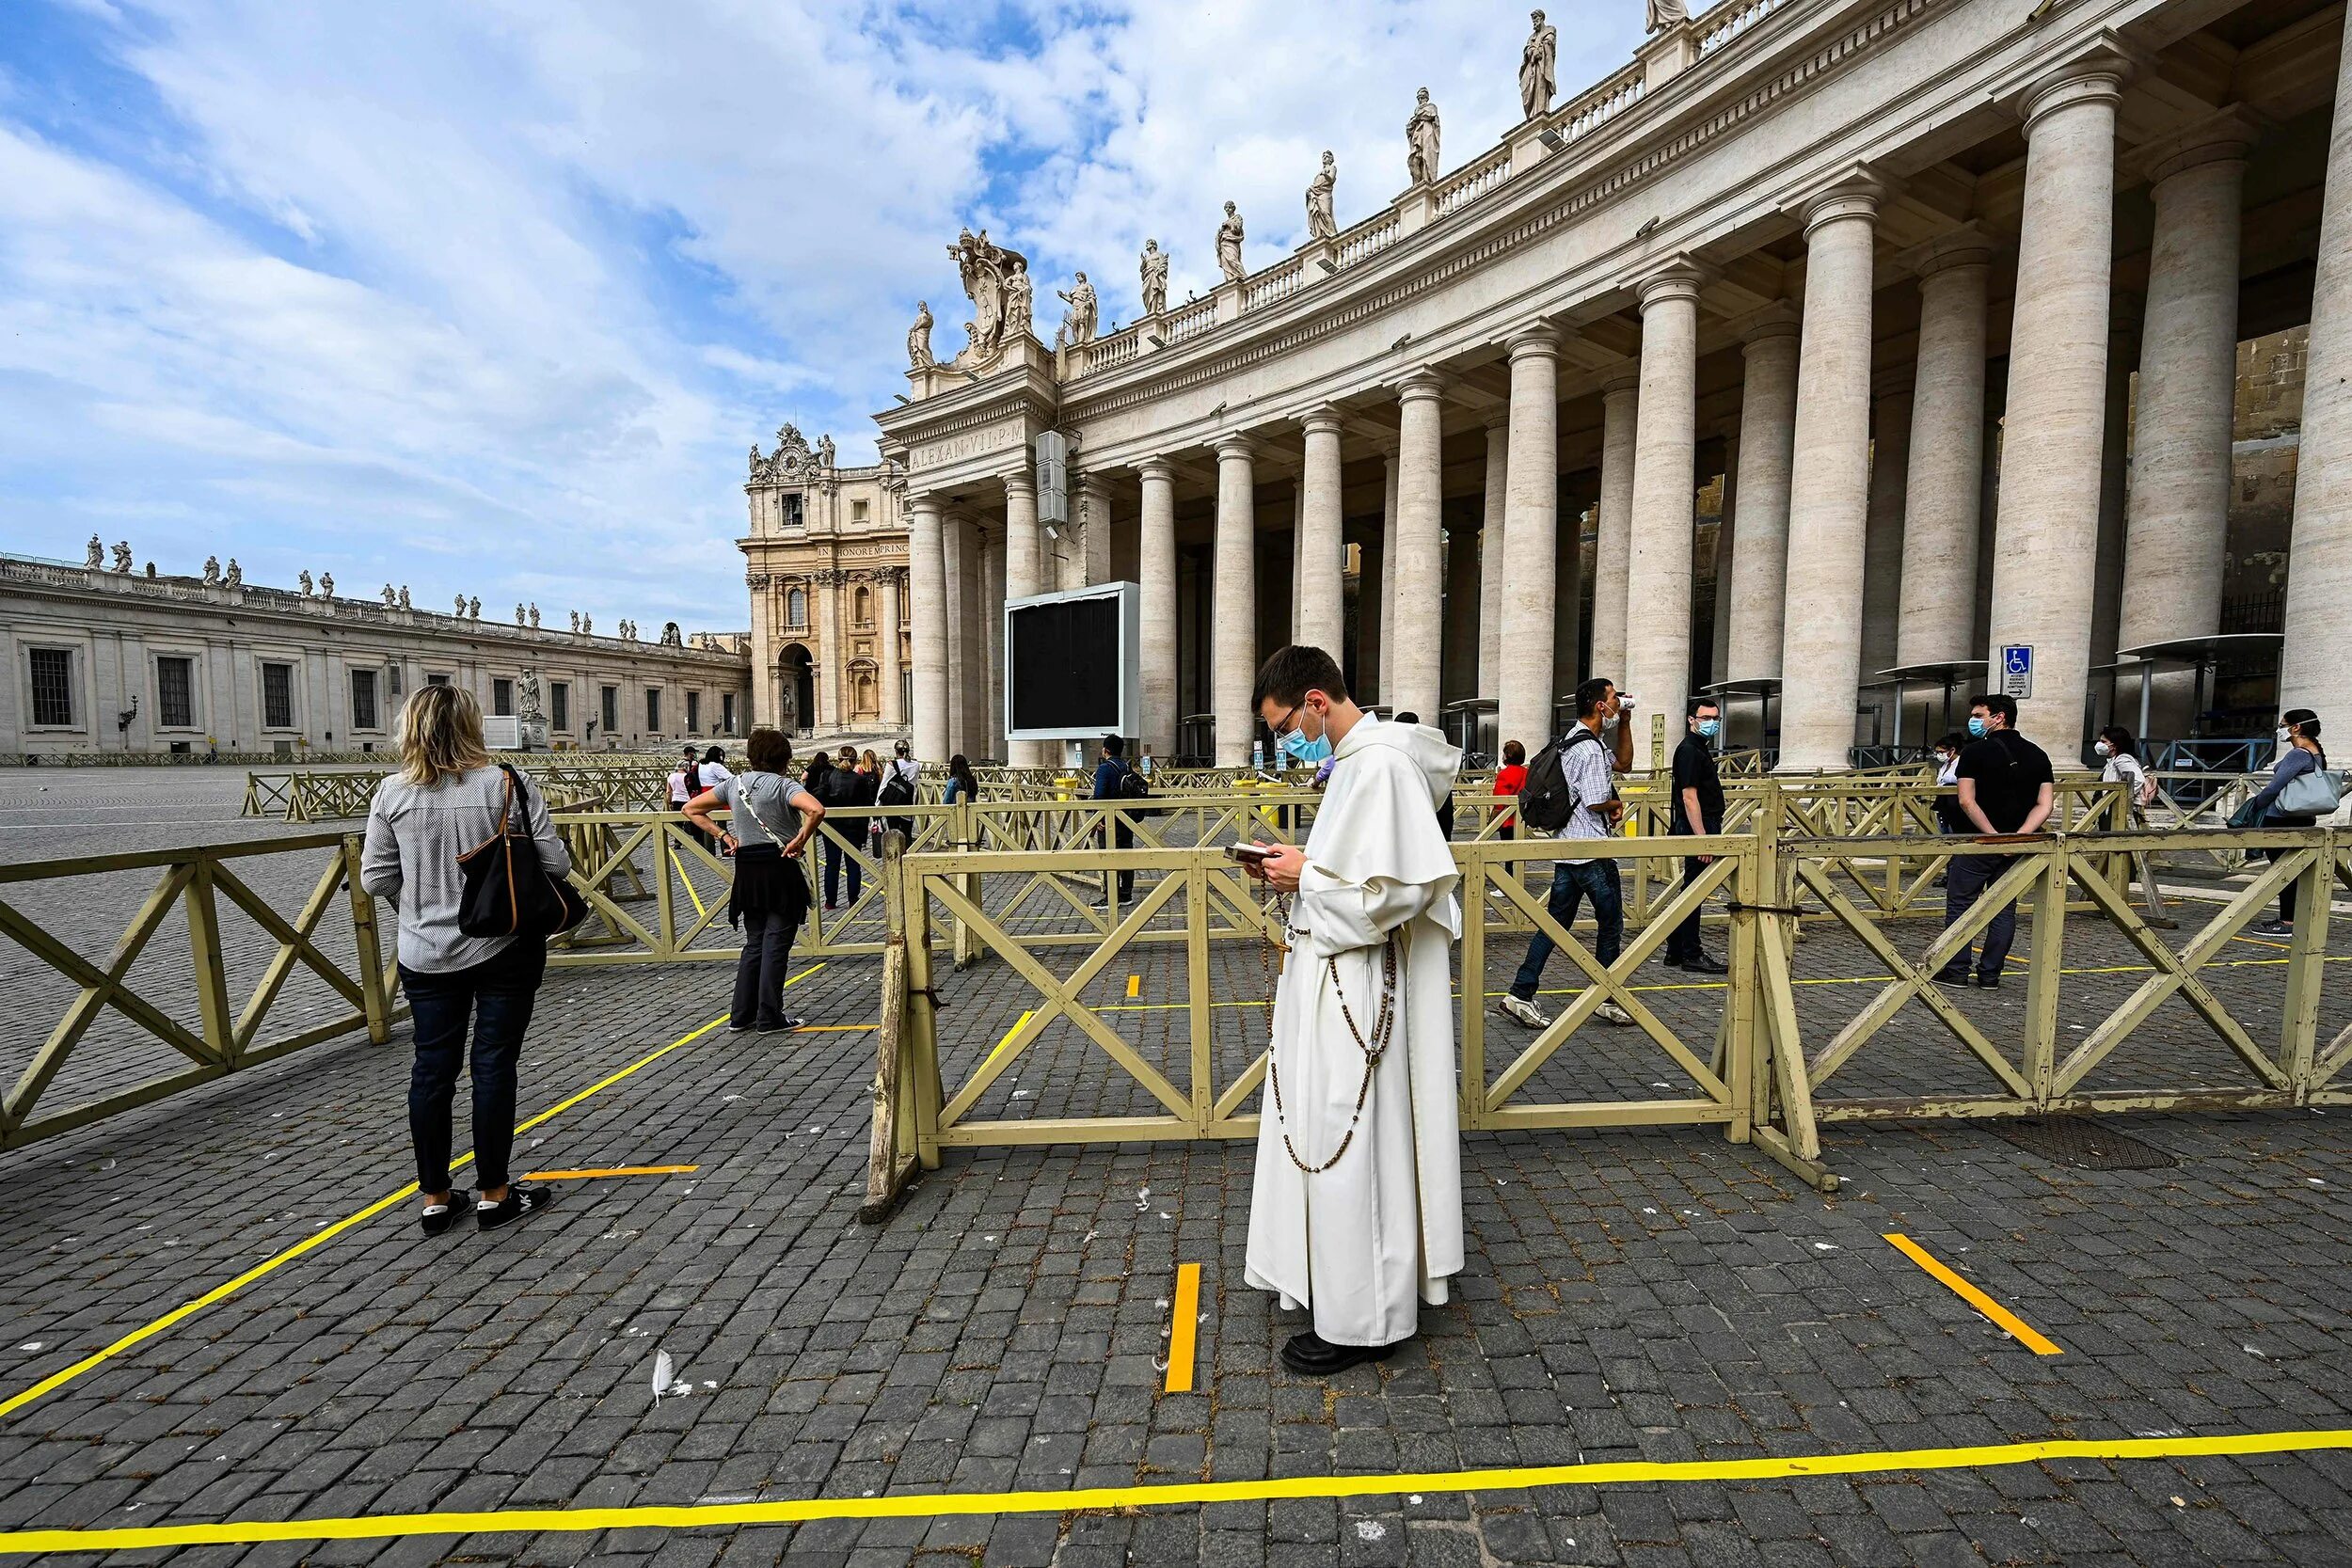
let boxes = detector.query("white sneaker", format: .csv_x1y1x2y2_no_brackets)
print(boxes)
1497,993,1550,1029
1597,1002,1637,1027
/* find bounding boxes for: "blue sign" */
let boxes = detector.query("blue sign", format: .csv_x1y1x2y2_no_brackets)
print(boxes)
1999,643,2033,698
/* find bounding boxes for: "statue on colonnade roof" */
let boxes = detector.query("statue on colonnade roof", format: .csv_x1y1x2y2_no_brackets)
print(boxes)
1519,12,1557,119
1306,152,1338,241
946,226,1029,370
1406,88,1442,185
1139,240,1168,316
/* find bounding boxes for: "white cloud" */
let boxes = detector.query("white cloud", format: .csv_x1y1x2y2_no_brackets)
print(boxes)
2,0,1645,629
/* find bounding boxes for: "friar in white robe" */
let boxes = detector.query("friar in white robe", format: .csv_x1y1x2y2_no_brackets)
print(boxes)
1241,644,1465,1376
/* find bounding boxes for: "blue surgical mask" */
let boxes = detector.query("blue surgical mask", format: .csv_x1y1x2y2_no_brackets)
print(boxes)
1696,719,1720,740
1967,717,1988,738
1280,726,1332,766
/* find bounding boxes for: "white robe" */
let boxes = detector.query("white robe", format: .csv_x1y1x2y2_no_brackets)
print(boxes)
1245,717,1466,1346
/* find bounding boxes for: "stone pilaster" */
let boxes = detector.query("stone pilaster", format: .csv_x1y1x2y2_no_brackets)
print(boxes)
1003,471,1041,764
1625,267,1703,732
1897,237,1992,669
878,564,906,731
1213,436,1260,765
1391,372,1447,722
1477,413,1508,705
909,499,947,760
1138,457,1180,756
1589,368,1640,685
1709,432,1740,689
1296,413,1346,657
1862,381,1911,731
1777,179,1881,772
2281,20,2352,715
1986,59,2125,758
2122,120,2249,730
1726,310,1800,687
1500,329,1562,749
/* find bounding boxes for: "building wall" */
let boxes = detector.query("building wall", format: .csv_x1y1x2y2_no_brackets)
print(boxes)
0,556,751,757
739,426,912,738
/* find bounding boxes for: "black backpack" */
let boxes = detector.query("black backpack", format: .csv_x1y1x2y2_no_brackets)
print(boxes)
877,764,916,809
1518,728,1601,833
1116,762,1152,801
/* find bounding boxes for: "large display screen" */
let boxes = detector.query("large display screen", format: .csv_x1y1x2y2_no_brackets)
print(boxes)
1008,594,1122,734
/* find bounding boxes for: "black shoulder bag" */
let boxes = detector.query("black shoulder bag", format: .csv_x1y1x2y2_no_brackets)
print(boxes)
457,765,589,938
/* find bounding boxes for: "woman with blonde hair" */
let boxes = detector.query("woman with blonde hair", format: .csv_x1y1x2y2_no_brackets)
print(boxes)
361,684,569,1237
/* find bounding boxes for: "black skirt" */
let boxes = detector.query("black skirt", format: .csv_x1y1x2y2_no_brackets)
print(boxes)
728,843,812,928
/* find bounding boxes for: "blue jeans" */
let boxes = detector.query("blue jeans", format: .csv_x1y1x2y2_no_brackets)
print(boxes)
402,936,547,1194
1937,853,2015,981
823,839,861,907
1511,859,1623,1001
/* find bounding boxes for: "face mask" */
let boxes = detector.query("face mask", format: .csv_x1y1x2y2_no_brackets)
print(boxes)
2278,726,2293,744
1934,753,1952,768
1281,727,1332,765
1967,718,1988,738
1695,719,1720,740
2093,740,2111,757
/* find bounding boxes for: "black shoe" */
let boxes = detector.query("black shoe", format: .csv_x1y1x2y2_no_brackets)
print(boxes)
1678,954,1728,975
1932,970,1970,988
1974,974,2002,990
477,1184,554,1232
758,1014,806,1032
419,1190,475,1237
1279,1331,1406,1377
1658,954,1687,970
726,1021,754,1033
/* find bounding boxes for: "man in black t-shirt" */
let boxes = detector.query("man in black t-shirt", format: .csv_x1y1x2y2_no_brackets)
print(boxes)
1663,699,1727,973
1934,693,2055,988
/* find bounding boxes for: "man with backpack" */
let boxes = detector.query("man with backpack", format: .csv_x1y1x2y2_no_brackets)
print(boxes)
876,739,920,847
1497,677,1637,1031
1093,735,1148,902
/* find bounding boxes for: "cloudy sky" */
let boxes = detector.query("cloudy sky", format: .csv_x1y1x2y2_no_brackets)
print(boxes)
0,1,1646,633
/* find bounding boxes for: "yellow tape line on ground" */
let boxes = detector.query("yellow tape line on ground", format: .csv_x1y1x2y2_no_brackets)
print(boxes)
1883,1233,2064,1356
526,1165,700,1181
3,1428,2349,1554
1164,1262,1201,1395
0,963,826,1425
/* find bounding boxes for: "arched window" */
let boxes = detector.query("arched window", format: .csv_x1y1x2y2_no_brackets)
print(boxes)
787,586,807,628
854,585,872,626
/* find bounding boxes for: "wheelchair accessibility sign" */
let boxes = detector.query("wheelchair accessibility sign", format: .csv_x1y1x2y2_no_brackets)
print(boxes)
1999,643,2033,700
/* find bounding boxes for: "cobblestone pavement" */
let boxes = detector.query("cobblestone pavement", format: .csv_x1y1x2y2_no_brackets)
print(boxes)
6,781,2351,1564
2,938,2350,1568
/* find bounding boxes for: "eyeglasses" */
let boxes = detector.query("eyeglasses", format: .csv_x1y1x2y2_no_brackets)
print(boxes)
1270,704,1301,739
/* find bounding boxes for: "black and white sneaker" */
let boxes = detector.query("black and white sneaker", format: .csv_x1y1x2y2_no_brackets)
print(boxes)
477,1184,554,1232
419,1190,475,1237
759,1015,807,1032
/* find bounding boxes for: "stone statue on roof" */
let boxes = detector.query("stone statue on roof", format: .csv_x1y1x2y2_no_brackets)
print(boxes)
1216,203,1245,282
1520,12,1557,119
1307,151,1338,241
1406,88,1442,184
946,226,1030,369
1646,0,1689,30
1139,241,1168,316
87,535,103,568
1057,272,1098,346
202,555,221,586
908,301,935,370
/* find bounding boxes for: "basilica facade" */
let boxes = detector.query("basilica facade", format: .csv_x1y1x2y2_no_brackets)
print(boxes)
870,0,2349,772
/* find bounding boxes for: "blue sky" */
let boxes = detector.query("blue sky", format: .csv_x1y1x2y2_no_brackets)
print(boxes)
0,1,1644,633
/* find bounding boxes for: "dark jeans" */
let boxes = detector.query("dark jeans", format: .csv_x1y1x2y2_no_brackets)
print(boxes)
1511,859,1622,1000
823,839,861,907
2265,844,2298,925
1111,821,1135,901
1938,853,2016,981
734,906,798,1026
1665,852,1711,962
402,937,547,1195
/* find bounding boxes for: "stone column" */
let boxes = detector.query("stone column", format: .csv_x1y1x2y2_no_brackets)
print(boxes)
1725,312,1800,687
1478,414,1508,704
2090,295,2139,733
1077,473,1114,588
1296,412,1347,656
1138,457,1180,756
1709,432,1740,688
1002,471,1042,764
2281,20,2352,715
1625,270,1702,729
942,516,970,755
1897,238,1992,669
1391,372,1447,722
879,564,906,730
1499,329,1560,748
1987,61,2124,757
1776,182,1881,772
907,503,944,755
2121,123,2249,729
1862,383,1911,735
1443,510,1482,703
1588,369,1640,684
1377,447,1400,702
816,571,844,732
1213,436,1259,765
982,527,1006,761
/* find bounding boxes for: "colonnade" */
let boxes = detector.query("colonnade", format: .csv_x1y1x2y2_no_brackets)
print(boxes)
906,36,2352,770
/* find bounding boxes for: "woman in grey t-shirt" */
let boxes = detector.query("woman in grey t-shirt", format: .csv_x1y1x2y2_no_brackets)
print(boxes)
685,727,824,1029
